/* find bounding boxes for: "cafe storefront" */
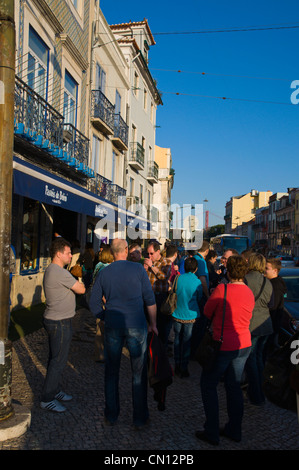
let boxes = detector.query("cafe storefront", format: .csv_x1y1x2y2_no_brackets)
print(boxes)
11,156,118,309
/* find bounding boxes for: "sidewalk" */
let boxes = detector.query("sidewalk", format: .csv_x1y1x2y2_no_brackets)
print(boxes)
0,307,298,451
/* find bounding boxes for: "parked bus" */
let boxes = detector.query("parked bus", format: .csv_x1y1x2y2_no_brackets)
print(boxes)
210,234,251,255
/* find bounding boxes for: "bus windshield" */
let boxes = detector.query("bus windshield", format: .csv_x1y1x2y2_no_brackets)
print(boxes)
211,235,250,255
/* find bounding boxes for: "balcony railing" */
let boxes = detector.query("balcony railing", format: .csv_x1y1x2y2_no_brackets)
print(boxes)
63,123,89,165
108,184,126,206
14,76,94,177
89,173,112,199
112,113,128,150
88,174,126,206
253,222,266,229
128,142,145,170
91,89,115,134
277,220,292,230
147,161,159,183
14,76,63,148
126,195,139,210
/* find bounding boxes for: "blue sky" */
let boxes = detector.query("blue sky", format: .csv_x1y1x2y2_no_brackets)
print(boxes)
100,0,299,227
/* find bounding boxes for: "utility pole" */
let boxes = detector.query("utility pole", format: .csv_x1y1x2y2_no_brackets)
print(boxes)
0,0,15,421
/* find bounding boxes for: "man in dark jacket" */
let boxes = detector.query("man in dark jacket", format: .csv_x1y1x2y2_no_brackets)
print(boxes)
265,258,287,348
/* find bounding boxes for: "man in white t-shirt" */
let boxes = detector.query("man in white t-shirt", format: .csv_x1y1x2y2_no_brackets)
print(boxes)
40,238,85,412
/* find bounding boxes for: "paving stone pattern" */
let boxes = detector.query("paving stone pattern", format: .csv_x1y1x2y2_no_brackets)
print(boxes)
1,308,298,451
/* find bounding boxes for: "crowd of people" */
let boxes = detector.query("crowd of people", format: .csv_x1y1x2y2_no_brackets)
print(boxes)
40,236,289,443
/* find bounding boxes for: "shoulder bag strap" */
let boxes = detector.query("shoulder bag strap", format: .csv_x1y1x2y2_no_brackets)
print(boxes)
219,283,227,342
173,274,179,292
167,273,179,295
254,276,266,302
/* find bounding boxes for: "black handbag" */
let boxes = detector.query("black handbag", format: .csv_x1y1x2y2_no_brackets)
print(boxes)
160,275,179,315
195,284,227,371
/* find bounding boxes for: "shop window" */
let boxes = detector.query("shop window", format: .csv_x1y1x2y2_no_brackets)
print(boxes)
86,222,94,244
21,199,40,273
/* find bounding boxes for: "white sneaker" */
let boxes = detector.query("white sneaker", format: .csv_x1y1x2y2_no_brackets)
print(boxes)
40,399,66,412
55,391,73,402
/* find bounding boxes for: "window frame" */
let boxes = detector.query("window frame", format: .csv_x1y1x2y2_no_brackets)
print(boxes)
27,26,49,100
63,69,78,127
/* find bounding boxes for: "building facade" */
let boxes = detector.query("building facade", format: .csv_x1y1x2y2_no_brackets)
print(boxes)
275,189,296,255
153,145,174,245
109,20,163,243
225,190,272,233
225,189,299,256
11,3,172,309
267,192,288,253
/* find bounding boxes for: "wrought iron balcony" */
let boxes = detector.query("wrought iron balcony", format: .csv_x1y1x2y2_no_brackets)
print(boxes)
147,161,159,183
91,90,115,135
128,142,145,170
111,113,128,151
62,123,89,165
89,173,112,199
88,174,126,206
126,195,148,217
14,76,94,178
108,184,126,206
126,195,140,210
14,76,63,148
277,220,292,230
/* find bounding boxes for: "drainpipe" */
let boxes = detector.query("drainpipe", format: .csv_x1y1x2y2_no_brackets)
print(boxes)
0,0,15,420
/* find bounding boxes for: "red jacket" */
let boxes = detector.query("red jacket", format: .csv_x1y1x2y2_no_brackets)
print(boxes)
204,283,254,351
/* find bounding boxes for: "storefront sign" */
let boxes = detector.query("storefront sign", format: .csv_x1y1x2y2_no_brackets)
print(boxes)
45,185,68,205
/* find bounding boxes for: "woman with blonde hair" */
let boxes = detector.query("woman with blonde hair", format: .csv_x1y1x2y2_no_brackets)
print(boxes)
92,244,113,362
93,244,113,279
244,253,273,405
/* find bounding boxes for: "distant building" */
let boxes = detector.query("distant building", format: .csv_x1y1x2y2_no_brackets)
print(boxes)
268,192,288,252
275,189,297,255
253,206,269,252
225,190,272,233
153,146,174,245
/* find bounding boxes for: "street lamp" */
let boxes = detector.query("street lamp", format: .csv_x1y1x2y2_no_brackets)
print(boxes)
203,199,208,230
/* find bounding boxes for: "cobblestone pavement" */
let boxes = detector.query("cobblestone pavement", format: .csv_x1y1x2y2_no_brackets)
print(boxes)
0,307,298,452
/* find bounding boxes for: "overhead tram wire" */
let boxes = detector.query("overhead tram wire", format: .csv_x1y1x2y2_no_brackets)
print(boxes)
161,90,294,106
152,24,299,36
96,21,299,38
150,68,291,82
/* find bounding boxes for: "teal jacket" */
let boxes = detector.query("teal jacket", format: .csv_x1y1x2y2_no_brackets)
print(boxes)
172,272,203,320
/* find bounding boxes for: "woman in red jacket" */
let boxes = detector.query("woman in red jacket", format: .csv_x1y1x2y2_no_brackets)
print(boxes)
196,255,255,446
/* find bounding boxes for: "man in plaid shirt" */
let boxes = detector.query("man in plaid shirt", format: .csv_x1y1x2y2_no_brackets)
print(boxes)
144,241,172,345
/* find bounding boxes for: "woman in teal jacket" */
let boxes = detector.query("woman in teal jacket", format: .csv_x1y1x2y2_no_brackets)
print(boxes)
172,257,202,377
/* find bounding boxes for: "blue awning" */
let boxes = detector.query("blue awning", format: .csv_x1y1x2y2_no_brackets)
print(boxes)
13,156,151,231
13,156,117,222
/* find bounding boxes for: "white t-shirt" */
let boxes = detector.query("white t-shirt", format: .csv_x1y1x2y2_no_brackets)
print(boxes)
43,264,77,320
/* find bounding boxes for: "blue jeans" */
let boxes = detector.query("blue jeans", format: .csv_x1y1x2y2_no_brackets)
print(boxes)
41,318,73,402
173,320,194,371
200,347,251,443
245,335,268,405
104,327,149,426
